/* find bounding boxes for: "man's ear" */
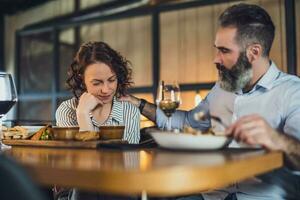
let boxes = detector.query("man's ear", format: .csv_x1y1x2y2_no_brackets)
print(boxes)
246,44,262,62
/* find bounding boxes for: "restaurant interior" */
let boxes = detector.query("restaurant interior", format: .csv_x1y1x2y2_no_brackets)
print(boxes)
0,0,299,200
0,0,299,124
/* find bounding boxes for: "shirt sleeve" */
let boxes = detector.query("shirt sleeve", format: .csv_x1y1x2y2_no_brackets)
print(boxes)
282,81,300,173
123,103,140,144
283,82,300,140
55,100,78,127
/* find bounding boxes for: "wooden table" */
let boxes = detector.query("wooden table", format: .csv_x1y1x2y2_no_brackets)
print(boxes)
3,147,283,197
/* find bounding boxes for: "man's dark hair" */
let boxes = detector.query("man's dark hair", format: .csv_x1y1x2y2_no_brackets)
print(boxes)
218,3,275,57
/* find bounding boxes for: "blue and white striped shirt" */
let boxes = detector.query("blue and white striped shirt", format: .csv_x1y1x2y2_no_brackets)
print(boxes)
56,97,140,144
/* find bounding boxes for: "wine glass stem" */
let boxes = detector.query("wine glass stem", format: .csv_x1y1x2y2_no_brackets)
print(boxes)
167,116,172,131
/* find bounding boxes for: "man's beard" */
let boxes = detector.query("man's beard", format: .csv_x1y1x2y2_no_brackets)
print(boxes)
216,52,253,92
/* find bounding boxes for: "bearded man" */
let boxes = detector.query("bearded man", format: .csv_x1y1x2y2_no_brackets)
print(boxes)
121,3,300,200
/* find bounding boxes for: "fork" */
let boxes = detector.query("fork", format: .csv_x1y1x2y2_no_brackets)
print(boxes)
210,115,228,128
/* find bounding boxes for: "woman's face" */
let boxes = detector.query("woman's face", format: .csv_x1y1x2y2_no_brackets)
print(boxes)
84,62,118,104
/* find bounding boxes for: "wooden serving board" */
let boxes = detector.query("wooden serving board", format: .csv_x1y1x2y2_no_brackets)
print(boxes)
2,139,127,149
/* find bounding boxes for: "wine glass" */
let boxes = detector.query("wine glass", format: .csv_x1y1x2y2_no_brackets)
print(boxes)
0,72,18,145
156,81,181,131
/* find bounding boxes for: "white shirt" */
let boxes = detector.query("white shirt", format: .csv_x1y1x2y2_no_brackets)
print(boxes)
156,62,300,199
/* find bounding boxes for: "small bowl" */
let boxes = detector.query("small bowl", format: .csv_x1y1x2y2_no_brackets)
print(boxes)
99,126,125,140
52,127,79,140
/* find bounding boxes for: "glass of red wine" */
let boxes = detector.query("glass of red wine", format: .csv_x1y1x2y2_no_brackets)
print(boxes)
0,72,18,144
156,81,181,131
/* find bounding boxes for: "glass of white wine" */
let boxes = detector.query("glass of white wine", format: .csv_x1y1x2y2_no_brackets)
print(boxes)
156,81,181,131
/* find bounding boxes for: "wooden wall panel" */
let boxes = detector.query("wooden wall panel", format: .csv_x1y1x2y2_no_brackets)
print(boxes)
80,16,152,87
160,11,180,82
258,0,287,72
160,6,217,84
160,0,287,87
296,0,300,76
80,0,106,9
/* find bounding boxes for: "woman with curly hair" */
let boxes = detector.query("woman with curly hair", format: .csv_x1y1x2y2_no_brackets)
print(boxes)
56,41,140,144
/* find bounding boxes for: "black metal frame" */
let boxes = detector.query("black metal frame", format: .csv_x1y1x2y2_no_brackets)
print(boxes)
152,8,160,99
14,0,298,122
0,14,4,71
52,28,59,119
285,0,297,75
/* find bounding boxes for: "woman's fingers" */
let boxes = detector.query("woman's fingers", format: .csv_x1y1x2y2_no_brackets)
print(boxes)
78,92,103,112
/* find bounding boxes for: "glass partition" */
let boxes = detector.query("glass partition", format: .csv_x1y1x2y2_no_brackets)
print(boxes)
18,99,52,121
19,31,54,94
59,28,77,91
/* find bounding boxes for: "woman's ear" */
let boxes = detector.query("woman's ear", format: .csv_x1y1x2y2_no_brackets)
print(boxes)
246,44,262,62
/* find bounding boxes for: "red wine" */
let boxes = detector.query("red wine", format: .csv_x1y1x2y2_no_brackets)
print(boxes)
159,100,179,117
0,100,17,116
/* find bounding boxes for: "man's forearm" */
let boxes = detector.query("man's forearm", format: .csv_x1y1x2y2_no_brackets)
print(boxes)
128,95,156,122
141,101,157,122
278,134,300,170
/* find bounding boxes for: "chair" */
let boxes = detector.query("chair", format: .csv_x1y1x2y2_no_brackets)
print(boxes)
0,154,48,200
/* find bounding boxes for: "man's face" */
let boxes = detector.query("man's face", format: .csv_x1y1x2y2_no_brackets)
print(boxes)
214,27,253,92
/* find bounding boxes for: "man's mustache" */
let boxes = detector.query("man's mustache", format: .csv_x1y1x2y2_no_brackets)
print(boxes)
216,63,239,80
216,63,226,72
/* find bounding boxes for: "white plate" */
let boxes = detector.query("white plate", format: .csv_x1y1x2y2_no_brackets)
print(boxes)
150,131,231,150
21,126,44,134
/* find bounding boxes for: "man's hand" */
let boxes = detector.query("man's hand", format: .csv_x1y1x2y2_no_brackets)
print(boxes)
119,94,157,122
118,94,140,107
225,114,281,150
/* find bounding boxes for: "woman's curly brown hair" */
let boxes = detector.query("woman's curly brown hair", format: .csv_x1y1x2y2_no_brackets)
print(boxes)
66,41,133,99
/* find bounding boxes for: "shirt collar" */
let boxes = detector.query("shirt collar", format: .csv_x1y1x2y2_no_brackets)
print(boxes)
110,97,123,124
255,61,281,90
235,61,280,95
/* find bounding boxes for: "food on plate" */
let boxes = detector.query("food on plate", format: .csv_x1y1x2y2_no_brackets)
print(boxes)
2,126,30,139
182,126,224,136
30,125,53,140
75,131,99,141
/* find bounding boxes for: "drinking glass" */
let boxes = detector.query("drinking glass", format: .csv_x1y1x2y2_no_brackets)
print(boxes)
0,72,18,144
156,81,181,131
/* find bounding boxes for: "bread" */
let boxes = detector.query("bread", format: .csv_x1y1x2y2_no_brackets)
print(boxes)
2,126,29,139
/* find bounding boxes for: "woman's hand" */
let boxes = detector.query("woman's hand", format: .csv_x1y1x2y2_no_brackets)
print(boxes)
76,92,103,131
225,114,281,150
77,92,103,114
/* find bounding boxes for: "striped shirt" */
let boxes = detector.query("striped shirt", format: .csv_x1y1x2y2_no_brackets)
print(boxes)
55,97,140,144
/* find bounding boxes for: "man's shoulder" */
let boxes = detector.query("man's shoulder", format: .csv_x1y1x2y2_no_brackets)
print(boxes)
274,73,300,98
277,72,300,88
